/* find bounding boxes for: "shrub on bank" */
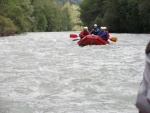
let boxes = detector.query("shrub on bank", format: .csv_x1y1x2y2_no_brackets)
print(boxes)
0,16,18,36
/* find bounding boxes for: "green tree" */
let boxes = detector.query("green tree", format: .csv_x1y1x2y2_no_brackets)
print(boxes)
63,2,82,30
125,0,141,32
80,0,105,28
102,0,120,32
138,0,150,33
0,0,33,32
0,16,18,36
80,0,150,33
43,0,72,31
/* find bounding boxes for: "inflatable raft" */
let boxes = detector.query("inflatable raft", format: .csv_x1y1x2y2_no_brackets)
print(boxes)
77,35,109,46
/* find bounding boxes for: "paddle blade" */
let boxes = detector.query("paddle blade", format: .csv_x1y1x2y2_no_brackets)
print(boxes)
109,37,117,42
70,34,78,38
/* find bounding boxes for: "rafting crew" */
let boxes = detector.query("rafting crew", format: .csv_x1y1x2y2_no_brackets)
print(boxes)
79,25,110,41
90,24,100,35
79,26,90,39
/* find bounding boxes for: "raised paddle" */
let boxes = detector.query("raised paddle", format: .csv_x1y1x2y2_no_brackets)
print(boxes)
70,34,117,42
70,34,80,41
70,34,79,38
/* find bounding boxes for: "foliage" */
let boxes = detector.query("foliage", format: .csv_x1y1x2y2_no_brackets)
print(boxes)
0,16,18,36
63,2,82,30
138,0,150,33
0,0,73,36
1,0,148,34
80,0,150,33
80,0,105,28
56,0,82,5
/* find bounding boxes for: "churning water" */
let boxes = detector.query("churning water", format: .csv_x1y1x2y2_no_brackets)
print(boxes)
0,32,150,113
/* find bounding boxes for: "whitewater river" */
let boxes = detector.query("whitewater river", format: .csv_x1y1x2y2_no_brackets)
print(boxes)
0,32,150,113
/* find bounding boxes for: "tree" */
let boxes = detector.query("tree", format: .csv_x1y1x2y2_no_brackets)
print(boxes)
138,0,150,33
102,0,120,32
0,16,18,36
80,0,105,28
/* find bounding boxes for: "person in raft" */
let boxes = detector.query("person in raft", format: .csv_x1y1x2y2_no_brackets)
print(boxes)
105,27,110,39
97,27,109,41
90,24,100,35
135,41,150,113
79,27,90,39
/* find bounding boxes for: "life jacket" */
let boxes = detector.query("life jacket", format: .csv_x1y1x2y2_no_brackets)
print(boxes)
106,30,110,38
90,28,100,35
83,31,90,35
98,30,108,41
79,30,90,39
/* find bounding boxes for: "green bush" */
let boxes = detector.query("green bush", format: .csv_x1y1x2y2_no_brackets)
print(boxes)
0,16,18,36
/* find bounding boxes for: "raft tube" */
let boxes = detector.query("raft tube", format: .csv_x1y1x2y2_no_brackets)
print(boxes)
77,35,109,46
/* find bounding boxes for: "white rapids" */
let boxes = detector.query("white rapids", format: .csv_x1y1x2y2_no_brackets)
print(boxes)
0,32,150,113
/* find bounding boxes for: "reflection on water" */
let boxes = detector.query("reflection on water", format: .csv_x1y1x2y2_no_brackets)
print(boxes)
0,32,150,113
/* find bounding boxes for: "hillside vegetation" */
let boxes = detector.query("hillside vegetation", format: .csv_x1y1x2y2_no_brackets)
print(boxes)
0,0,74,36
0,0,83,36
56,0,82,5
80,0,150,33
63,2,82,31
0,0,149,36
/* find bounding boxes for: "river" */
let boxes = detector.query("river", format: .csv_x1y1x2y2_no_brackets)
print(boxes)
0,32,150,113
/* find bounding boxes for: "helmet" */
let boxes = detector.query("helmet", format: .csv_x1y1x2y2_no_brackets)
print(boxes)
103,27,107,29
100,27,107,30
100,27,104,29
83,26,88,30
94,24,97,26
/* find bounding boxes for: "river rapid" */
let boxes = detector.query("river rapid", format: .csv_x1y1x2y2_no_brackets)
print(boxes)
0,32,150,113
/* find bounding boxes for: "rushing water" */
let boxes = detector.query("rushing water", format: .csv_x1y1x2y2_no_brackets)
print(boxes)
0,32,150,113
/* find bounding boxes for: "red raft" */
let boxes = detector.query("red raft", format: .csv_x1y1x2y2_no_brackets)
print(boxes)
77,35,109,46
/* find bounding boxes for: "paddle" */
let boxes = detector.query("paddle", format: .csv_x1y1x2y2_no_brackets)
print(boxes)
109,37,117,42
70,34,79,38
70,34,117,42
72,39,80,41
70,34,80,41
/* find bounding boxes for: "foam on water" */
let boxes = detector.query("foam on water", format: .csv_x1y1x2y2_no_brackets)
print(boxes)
0,32,150,113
